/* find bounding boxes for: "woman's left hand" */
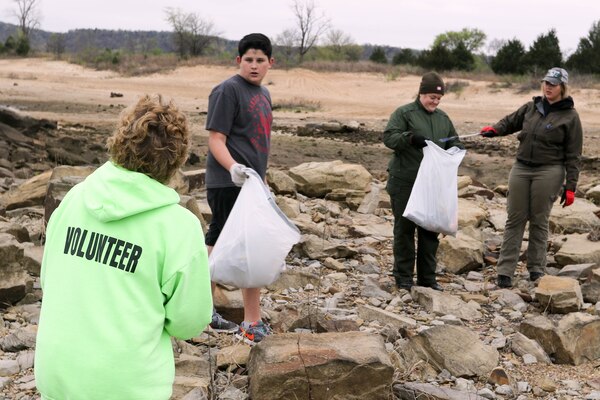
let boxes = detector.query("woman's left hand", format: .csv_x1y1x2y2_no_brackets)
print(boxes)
561,190,575,207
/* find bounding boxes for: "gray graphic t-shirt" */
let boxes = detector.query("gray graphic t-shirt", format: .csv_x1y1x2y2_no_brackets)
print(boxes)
205,74,272,188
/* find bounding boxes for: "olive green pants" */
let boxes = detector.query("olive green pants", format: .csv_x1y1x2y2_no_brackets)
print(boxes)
497,162,565,277
387,177,439,286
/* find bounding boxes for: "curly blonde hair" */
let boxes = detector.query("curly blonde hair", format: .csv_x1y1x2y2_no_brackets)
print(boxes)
107,94,190,184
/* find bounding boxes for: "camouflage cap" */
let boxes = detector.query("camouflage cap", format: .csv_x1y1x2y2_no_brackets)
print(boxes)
542,67,568,85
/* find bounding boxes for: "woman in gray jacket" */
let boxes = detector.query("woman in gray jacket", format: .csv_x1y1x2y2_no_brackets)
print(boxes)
480,67,583,288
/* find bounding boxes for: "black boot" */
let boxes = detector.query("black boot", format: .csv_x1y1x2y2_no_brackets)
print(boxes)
529,272,545,282
497,275,512,288
396,281,413,290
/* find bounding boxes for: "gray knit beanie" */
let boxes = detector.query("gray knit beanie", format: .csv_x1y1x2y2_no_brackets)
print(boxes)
419,72,445,95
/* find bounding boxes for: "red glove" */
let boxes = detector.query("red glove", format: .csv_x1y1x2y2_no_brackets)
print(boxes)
480,126,497,137
560,189,575,207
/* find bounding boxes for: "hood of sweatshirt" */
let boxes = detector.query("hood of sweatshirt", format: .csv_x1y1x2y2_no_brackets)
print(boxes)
82,161,180,222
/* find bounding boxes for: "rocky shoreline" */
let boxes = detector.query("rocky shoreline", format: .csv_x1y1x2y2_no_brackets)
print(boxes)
1,106,600,399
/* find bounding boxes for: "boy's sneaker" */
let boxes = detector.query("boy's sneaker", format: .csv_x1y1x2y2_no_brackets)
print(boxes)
235,320,272,345
209,311,238,333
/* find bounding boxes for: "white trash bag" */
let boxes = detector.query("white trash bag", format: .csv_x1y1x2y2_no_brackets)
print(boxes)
402,140,466,236
209,167,301,288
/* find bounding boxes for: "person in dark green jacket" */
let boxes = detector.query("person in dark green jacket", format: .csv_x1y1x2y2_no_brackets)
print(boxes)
480,67,583,288
384,72,464,291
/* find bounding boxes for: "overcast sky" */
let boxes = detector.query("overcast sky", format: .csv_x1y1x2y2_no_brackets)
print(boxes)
3,0,598,55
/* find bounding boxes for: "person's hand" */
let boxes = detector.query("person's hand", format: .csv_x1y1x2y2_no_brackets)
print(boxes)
480,126,497,138
560,188,575,207
409,133,427,148
229,163,248,187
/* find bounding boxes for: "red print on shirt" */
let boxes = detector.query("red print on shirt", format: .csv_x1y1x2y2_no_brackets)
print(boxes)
248,94,272,154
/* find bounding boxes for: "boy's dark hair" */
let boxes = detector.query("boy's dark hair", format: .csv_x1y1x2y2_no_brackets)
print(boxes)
238,33,272,58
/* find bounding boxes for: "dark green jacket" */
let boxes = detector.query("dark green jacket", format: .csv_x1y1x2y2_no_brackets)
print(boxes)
383,98,463,182
492,96,583,191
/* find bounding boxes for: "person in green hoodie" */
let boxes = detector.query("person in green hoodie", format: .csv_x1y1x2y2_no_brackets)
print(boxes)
384,72,464,292
479,67,583,288
35,94,213,400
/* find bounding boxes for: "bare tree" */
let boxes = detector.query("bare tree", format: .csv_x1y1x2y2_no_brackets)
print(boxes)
274,28,298,65
290,0,330,62
164,8,219,58
46,33,66,58
323,28,355,59
12,0,40,39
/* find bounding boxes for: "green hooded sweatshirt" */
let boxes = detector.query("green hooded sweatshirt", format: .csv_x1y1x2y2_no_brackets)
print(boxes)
35,161,212,400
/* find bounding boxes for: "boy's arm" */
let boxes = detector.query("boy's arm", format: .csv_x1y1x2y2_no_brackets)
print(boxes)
208,130,237,170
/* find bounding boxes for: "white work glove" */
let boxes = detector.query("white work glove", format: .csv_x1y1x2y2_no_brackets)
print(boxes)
229,163,248,187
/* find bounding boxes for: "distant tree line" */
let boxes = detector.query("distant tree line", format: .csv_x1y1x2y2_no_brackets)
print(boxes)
489,27,600,75
1,0,599,78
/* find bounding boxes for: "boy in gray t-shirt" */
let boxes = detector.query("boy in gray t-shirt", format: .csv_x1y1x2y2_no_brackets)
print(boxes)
204,33,274,345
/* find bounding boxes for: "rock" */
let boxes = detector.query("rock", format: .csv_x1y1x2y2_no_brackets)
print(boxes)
267,269,320,292
0,106,56,131
510,332,551,364
0,325,37,352
248,332,393,400
348,213,393,238
520,313,600,365
212,285,244,324
361,276,393,300
357,182,385,214
175,354,211,378
538,376,557,392
394,382,488,399
457,198,487,229
288,160,372,197
411,287,482,321
557,263,598,281
488,366,510,385
276,196,301,219
496,289,528,312
267,169,296,195
405,325,499,378
298,234,357,260
554,233,600,266
0,170,52,211
438,231,484,274
535,275,583,313
0,221,30,243
549,199,600,234
358,304,417,331
179,196,208,234
43,165,95,224
581,268,600,303
0,233,32,307
216,344,251,368
172,376,210,400
168,169,189,194
46,146,89,165
181,169,205,192
586,184,600,205
179,387,209,400
0,360,20,376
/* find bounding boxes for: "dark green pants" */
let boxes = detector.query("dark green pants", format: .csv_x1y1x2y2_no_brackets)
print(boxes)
387,177,439,286
497,162,565,277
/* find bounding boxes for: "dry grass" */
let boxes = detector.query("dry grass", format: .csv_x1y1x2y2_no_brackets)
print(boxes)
446,80,470,94
288,60,393,74
272,97,322,113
